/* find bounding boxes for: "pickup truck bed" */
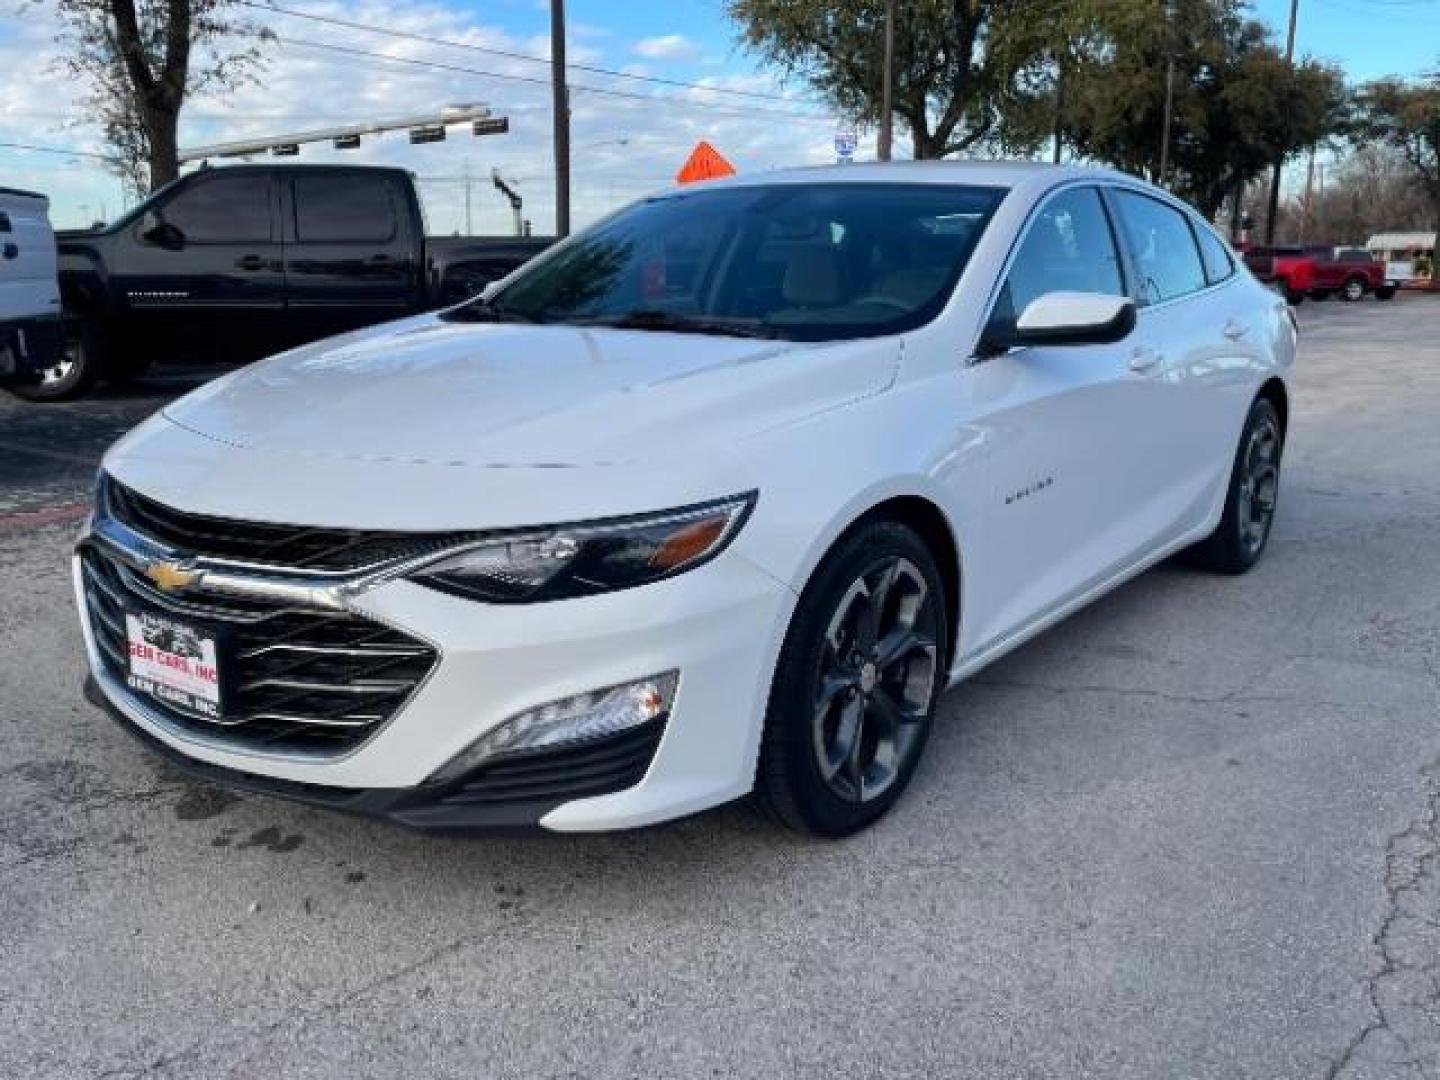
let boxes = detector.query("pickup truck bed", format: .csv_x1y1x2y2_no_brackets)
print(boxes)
22,164,552,401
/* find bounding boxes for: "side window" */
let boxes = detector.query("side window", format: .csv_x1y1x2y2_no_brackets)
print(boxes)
294,175,398,243
1111,190,1207,304
161,175,271,243
1194,223,1235,285
993,186,1124,328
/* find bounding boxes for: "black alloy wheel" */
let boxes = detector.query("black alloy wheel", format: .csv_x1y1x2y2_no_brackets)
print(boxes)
1187,397,1284,574
756,521,949,836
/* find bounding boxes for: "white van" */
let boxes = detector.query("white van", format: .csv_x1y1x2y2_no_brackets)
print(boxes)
0,187,64,387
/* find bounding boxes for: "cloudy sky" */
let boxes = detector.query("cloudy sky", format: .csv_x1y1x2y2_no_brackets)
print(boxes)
0,0,1433,232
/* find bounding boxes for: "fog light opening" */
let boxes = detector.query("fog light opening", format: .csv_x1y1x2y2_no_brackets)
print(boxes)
427,671,679,786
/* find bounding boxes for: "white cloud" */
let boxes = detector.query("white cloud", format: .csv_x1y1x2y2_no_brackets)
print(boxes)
633,34,700,61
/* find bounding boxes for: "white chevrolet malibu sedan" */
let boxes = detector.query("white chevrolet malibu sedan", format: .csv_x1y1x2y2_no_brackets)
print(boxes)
77,163,1295,836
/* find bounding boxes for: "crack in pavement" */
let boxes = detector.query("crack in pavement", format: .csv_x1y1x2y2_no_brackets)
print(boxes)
1327,636,1440,1078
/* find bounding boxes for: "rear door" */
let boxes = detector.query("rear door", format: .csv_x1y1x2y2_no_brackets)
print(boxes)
118,170,284,359
1107,187,1255,538
281,171,423,345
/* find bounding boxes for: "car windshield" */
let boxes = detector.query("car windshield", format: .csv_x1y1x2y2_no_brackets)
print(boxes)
445,182,1005,341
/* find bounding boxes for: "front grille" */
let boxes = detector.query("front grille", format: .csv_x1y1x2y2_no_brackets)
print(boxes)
102,475,477,572
81,546,437,755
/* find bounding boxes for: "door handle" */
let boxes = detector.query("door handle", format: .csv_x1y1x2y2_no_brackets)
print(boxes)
363,254,395,266
1223,319,1250,340
235,254,266,271
1129,346,1162,372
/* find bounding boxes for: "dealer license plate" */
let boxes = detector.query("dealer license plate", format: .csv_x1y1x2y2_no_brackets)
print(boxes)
125,612,224,720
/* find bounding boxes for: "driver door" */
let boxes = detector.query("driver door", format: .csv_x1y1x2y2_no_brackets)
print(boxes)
120,171,285,361
958,184,1165,653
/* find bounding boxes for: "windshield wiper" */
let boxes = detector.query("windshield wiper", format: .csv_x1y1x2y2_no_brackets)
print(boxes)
443,298,538,324
578,310,781,339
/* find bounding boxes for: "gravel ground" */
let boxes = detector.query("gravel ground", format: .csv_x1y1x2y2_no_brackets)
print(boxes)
2,295,1438,1079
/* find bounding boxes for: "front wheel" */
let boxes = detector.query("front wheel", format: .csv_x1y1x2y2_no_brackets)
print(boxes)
755,521,949,837
1284,287,1306,306
1187,397,1283,574
8,320,103,402
1341,277,1367,302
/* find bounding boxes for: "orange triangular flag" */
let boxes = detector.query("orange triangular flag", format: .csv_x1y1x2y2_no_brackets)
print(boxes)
675,141,737,184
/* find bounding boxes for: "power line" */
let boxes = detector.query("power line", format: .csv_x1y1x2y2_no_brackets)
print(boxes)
0,139,109,160
245,0,814,108
277,37,836,125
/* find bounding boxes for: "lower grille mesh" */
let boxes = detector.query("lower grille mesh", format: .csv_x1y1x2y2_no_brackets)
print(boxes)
81,547,437,755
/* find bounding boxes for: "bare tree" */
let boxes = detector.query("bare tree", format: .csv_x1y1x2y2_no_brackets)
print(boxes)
50,0,272,194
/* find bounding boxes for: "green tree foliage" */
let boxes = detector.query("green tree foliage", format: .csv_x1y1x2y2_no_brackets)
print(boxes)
725,0,1110,159
50,0,271,193
1059,0,1344,219
1351,74,1440,249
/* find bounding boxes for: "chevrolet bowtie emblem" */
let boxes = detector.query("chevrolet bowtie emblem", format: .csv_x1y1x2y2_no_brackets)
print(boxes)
144,559,203,593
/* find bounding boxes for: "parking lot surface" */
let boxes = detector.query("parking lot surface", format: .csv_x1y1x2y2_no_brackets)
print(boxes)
3,297,1439,1079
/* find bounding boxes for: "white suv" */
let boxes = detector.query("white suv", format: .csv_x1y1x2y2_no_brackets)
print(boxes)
76,163,1295,836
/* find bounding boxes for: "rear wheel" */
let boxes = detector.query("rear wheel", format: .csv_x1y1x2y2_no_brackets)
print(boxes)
1341,276,1367,302
1310,289,1332,301
1187,397,1283,574
8,320,102,402
755,521,949,837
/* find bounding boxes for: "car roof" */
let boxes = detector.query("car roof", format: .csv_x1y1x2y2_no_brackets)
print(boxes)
695,160,1141,198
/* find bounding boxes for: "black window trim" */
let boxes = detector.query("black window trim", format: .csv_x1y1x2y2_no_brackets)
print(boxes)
1188,214,1237,287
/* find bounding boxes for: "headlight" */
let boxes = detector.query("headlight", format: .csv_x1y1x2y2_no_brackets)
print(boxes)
413,492,756,603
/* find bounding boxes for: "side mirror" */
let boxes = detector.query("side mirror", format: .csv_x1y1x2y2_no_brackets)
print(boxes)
140,212,185,249
1010,291,1136,348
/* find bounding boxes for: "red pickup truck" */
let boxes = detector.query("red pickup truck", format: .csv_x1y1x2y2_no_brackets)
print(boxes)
1243,245,1398,304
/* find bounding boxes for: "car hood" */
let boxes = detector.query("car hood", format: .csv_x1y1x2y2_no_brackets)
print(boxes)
162,315,899,468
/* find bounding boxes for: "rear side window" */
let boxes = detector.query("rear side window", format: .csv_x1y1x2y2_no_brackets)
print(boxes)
1194,224,1235,285
294,175,398,243
1111,190,1207,304
162,175,271,243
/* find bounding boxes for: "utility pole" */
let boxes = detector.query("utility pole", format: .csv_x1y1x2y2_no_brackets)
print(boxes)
878,0,895,162
551,0,571,237
1158,0,1176,184
1264,0,1301,243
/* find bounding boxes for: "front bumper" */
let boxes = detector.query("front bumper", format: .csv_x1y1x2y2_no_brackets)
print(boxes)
76,547,795,832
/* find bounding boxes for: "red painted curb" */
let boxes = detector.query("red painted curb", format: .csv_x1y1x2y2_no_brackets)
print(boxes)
0,501,92,535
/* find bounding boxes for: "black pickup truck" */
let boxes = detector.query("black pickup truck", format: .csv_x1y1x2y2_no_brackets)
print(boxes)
24,164,551,400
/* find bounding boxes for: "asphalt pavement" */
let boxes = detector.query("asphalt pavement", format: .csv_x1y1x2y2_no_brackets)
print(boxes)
2,296,1439,1079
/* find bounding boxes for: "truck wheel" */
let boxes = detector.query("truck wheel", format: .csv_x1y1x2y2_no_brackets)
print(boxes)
1341,277,1367,302
1284,287,1306,306
1309,289,1331,301
1376,286,1398,301
9,321,103,402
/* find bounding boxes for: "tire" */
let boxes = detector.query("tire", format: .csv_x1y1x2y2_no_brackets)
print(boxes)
1376,285,1398,301
1187,397,1284,574
755,520,950,837
1341,276,1367,302
1284,287,1306,306
8,320,103,402
1310,289,1332,301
